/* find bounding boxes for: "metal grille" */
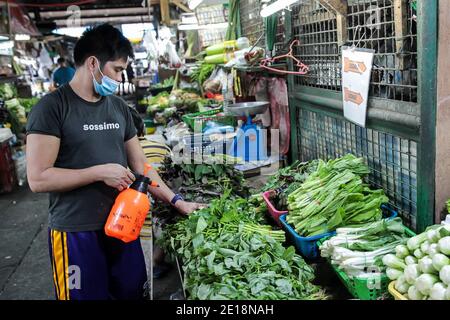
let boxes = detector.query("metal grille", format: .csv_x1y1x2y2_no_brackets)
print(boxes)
273,13,287,55
292,0,418,102
240,0,266,47
292,1,341,90
294,107,417,228
196,4,228,25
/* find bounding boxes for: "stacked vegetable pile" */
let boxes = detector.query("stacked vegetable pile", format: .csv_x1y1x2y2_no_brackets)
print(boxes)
159,154,249,203
160,190,327,300
143,89,220,125
286,154,389,237
18,97,39,113
320,218,411,278
260,160,319,211
382,224,450,300
150,76,175,89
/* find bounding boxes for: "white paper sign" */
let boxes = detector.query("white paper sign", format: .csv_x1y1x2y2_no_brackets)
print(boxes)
341,46,375,127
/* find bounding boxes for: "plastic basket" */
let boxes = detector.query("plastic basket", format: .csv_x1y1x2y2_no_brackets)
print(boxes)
330,262,391,300
262,190,288,227
280,205,399,260
182,108,236,131
279,214,335,260
388,281,408,300
316,225,416,300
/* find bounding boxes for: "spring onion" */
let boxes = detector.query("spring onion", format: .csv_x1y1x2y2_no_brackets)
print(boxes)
414,249,425,259
408,285,424,300
405,255,418,265
395,275,410,294
429,282,447,300
438,225,450,239
437,236,450,255
404,264,421,285
431,253,449,272
395,244,410,259
415,274,439,295
386,267,403,280
420,241,430,254
407,233,428,251
446,286,450,300
427,229,439,244
418,257,437,274
428,243,440,257
440,265,450,285
383,254,406,270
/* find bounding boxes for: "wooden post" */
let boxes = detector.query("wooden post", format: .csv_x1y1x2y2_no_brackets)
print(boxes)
436,0,450,222
160,0,171,26
394,0,408,70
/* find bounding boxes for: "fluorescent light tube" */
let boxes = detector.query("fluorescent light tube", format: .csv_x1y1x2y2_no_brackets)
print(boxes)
15,34,31,41
188,0,204,10
260,0,299,18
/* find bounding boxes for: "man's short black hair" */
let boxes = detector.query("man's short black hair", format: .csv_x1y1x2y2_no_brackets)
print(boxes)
57,57,65,64
73,24,134,67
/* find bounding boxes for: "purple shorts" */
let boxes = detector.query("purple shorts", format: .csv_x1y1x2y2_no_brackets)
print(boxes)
48,228,147,300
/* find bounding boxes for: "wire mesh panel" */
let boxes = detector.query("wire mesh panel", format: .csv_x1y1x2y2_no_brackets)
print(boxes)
292,1,341,90
347,0,417,102
239,0,265,47
293,107,417,228
273,13,287,55
291,0,418,102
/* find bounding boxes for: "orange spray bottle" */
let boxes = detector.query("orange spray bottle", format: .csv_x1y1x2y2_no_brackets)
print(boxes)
105,164,159,243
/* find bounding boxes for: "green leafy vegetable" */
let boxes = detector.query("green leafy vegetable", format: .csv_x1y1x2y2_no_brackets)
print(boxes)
160,190,328,300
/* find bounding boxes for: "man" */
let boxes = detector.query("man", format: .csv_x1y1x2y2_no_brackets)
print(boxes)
26,24,204,300
52,57,75,88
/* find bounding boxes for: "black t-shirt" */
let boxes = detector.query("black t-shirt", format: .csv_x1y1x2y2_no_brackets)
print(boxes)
26,84,137,232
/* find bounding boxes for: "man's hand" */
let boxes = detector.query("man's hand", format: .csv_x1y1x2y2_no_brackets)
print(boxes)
174,201,207,215
96,164,135,191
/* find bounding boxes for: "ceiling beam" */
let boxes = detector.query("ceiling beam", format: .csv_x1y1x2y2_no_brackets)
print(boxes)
318,0,348,16
53,15,153,27
170,0,192,13
29,7,153,19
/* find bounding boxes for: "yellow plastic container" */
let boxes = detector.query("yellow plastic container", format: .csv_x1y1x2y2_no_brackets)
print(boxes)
388,281,408,300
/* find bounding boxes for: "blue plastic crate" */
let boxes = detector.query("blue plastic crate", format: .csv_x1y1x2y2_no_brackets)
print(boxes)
279,205,398,260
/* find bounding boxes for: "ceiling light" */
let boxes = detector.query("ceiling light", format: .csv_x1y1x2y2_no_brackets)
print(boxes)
188,0,204,10
260,0,299,18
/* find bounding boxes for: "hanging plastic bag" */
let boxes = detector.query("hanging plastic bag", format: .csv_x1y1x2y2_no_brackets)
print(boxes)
143,30,158,60
166,42,182,68
267,78,290,155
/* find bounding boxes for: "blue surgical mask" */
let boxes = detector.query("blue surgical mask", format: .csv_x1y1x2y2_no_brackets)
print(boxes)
91,59,119,96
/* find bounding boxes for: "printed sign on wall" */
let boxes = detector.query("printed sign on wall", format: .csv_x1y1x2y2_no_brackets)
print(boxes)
341,47,375,127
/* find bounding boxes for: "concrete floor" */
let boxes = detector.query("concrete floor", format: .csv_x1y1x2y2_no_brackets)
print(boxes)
0,185,181,300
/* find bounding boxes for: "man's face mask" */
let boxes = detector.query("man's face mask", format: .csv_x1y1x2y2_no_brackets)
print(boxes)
91,58,119,96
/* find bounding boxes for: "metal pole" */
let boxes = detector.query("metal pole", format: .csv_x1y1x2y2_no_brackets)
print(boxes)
416,0,438,232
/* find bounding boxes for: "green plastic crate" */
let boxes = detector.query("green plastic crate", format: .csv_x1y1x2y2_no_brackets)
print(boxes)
182,108,236,131
317,226,416,300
